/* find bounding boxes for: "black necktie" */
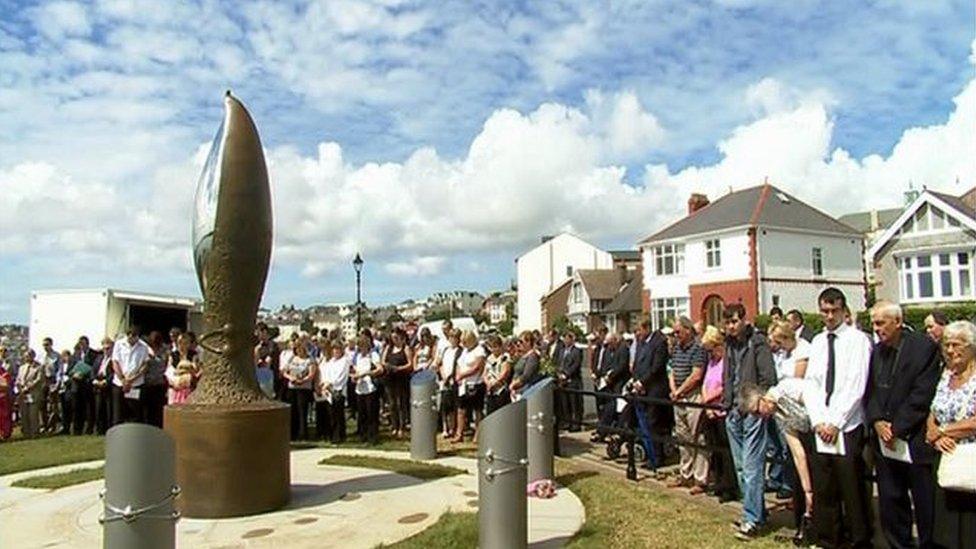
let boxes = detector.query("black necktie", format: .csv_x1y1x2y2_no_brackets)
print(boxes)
825,333,837,406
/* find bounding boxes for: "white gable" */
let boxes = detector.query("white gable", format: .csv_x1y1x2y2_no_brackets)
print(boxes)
868,190,976,261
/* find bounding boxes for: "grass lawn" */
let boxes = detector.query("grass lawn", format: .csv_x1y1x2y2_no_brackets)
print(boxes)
0,435,105,476
319,455,466,481
11,467,104,489
386,459,790,549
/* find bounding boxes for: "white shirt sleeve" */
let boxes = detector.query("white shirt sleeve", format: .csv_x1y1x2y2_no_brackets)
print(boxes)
803,333,829,428
826,330,871,430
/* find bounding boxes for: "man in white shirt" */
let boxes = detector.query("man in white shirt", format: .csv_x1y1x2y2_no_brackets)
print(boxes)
110,327,152,425
803,288,874,548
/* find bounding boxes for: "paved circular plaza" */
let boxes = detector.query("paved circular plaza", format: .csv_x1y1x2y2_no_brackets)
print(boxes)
0,448,584,548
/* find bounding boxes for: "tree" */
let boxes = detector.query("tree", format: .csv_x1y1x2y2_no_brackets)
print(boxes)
299,314,315,334
551,315,584,339
498,319,514,336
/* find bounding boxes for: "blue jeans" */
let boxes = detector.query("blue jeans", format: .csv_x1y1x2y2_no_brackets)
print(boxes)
726,408,767,526
765,418,790,492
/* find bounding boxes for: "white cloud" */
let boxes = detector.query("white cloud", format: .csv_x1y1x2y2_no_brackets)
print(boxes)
384,256,447,276
585,89,666,160
32,1,91,40
645,76,976,214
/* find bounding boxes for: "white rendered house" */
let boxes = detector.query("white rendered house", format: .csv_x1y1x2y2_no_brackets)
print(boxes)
515,233,613,332
638,184,866,328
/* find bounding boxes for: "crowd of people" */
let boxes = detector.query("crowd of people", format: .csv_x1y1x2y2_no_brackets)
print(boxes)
576,289,974,548
0,327,199,439
1,287,973,548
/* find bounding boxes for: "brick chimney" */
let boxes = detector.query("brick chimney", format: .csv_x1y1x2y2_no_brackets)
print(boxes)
688,193,710,215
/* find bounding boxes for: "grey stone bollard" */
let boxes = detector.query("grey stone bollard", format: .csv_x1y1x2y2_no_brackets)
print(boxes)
410,369,438,460
478,398,527,549
102,424,179,549
523,378,555,483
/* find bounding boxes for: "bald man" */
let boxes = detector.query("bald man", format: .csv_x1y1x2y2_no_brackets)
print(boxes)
866,301,941,549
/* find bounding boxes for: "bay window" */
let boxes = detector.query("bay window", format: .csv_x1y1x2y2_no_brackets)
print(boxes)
898,251,975,302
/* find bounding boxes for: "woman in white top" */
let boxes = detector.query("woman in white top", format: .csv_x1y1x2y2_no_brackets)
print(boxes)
412,328,437,372
435,330,463,438
316,342,350,443
283,341,317,441
482,335,512,416
764,320,814,544
453,330,486,443
351,336,383,445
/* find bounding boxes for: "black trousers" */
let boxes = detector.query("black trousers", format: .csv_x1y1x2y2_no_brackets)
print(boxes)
59,391,71,434
386,375,410,432
704,416,738,498
68,388,92,435
357,391,379,444
809,428,873,548
288,388,312,440
876,454,935,549
484,389,510,417
141,384,167,428
93,384,112,434
110,385,143,425
558,379,583,430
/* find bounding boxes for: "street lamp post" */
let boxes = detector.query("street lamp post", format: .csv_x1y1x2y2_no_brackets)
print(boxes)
353,253,364,334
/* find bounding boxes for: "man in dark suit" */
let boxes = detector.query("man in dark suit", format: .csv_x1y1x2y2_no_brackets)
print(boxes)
594,333,630,440
787,309,815,342
866,301,941,549
556,331,584,431
631,319,671,467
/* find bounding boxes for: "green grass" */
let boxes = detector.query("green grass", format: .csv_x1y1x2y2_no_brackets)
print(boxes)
11,467,104,489
386,460,791,549
319,455,466,481
378,512,478,549
0,435,104,475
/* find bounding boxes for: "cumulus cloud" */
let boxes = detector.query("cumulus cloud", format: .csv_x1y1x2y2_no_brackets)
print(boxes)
31,1,91,40
385,256,447,276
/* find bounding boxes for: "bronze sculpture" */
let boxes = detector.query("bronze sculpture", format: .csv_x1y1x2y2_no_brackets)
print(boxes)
164,92,290,518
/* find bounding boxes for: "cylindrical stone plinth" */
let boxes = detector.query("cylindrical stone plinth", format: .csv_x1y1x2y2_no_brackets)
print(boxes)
164,402,290,518
103,424,177,549
410,370,438,460
478,398,527,549
524,378,555,483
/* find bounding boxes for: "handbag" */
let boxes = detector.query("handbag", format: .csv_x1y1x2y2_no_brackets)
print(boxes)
936,380,976,493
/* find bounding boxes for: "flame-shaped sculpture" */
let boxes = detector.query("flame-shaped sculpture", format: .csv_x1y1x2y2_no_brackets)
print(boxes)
166,92,289,519
190,91,272,404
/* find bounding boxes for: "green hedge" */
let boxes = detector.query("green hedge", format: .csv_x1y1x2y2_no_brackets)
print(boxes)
856,303,976,332
753,312,824,334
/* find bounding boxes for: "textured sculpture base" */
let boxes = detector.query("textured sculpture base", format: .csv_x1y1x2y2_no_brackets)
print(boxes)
164,402,290,518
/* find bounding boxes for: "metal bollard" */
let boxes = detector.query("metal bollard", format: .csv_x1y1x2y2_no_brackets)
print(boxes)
523,378,555,483
410,369,438,460
478,398,527,549
102,424,179,549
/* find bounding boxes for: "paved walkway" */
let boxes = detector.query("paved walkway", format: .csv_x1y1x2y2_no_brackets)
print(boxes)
0,449,584,548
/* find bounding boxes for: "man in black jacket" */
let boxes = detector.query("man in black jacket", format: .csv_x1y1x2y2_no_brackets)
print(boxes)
723,303,777,540
556,331,584,431
631,319,671,467
593,333,630,440
787,309,815,342
866,301,941,549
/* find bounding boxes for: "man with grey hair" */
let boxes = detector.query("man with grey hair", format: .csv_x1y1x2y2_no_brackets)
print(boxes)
666,316,708,492
866,300,941,548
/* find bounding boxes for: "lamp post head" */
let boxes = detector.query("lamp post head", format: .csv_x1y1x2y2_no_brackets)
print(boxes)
353,253,363,273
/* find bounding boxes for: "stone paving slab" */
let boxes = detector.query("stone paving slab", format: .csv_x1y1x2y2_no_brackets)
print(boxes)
0,448,584,548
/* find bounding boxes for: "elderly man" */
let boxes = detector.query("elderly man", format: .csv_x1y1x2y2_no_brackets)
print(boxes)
592,332,630,442
804,288,874,548
866,301,941,549
667,316,708,492
723,303,777,540
111,327,152,425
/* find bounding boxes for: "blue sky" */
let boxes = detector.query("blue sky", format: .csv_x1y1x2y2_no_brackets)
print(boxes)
1,0,974,323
